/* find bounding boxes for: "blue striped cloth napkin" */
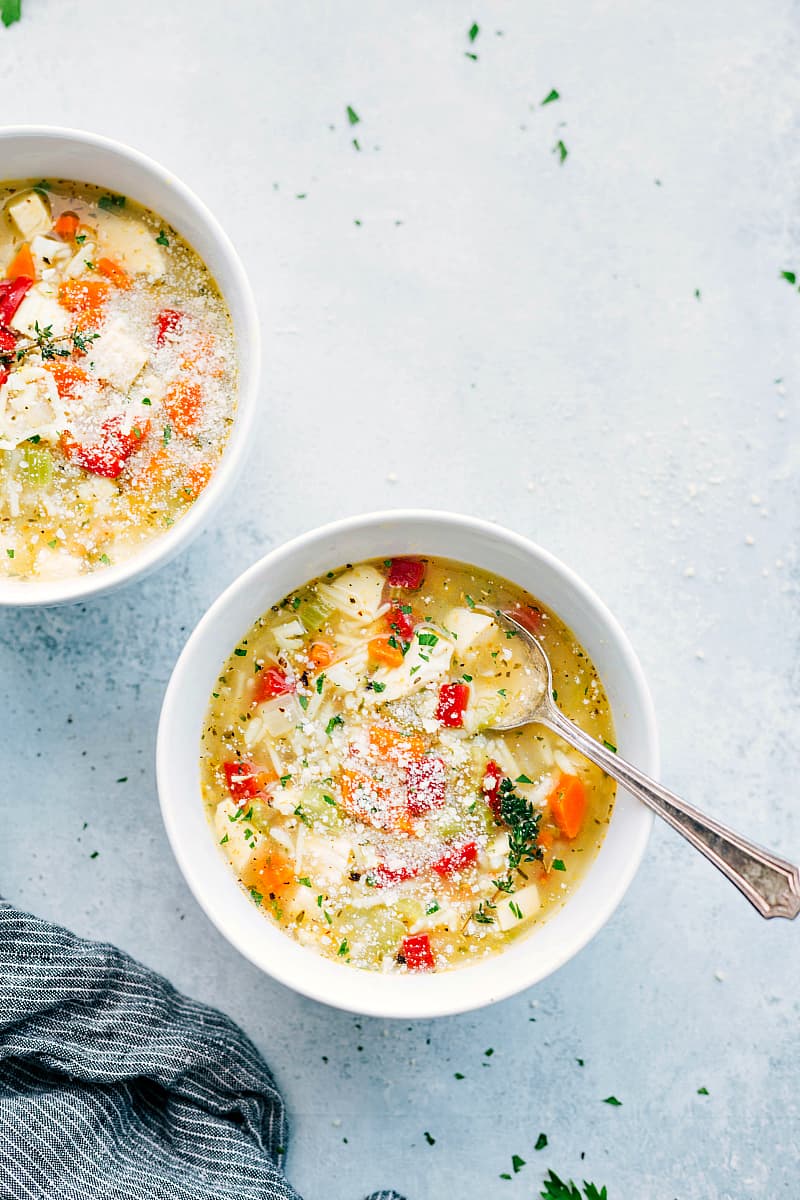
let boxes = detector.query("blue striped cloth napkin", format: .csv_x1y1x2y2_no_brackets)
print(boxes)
0,902,403,1200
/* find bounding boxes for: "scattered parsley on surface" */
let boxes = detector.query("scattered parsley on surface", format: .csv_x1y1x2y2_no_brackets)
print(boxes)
535,1132,548,1151
697,1086,709,1095
512,1154,526,1173
454,1072,465,1080
346,105,360,126
541,88,560,105
602,1095,622,1106
423,1131,436,1146
468,21,479,41
553,140,568,164
89,851,99,859
539,1171,608,1200
1,0,21,28
780,270,796,285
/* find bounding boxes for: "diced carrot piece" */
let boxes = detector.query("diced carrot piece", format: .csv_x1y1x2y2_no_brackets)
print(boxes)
240,847,295,898
369,726,426,760
183,461,213,499
97,257,132,290
53,211,79,240
58,279,110,321
48,362,87,401
164,380,202,435
548,773,586,839
7,243,35,282
308,641,333,670
368,636,404,669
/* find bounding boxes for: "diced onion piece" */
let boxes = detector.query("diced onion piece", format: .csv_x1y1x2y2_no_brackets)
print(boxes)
445,607,495,651
317,565,385,623
496,884,541,931
258,694,302,737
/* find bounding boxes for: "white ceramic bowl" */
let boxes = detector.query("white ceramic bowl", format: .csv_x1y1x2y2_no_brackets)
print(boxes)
0,126,260,607
158,510,658,1018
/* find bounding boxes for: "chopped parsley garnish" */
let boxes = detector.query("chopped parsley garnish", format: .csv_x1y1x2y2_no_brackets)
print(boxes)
141,396,151,406
417,631,438,647
541,88,560,105
370,680,387,693
293,806,312,827
156,230,170,246
552,689,558,702
325,714,344,736
298,876,312,887
534,1132,548,1151
6,549,13,559
512,1154,526,1174
462,673,473,682
234,648,247,657
602,739,617,753
75,233,86,245
515,774,533,784
47,538,58,549
1,1,22,29
316,674,326,693
454,1072,465,1080
539,1170,608,1199
298,694,309,711
552,859,566,872
98,193,126,212
219,833,229,844
423,1131,436,1146
484,1047,494,1057
346,105,360,125
337,939,349,957
163,425,172,445
322,794,336,806
468,21,479,41
553,140,568,164
603,1095,622,1106
249,888,263,906
465,594,475,608
781,270,797,285
697,1086,709,1095
279,774,292,787
425,902,440,915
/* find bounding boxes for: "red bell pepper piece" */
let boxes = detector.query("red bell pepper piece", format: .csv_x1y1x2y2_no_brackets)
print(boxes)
386,558,426,589
155,308,184,346
511,603,543,634
482,759,503,817
372,862,419,887
60,416,147,479
0,277,32,326
405,756,446,816
385,597,416,639
254,666,295,704
432,841,478,877
223,760,262,803
435,682,469,728
400,933,435,971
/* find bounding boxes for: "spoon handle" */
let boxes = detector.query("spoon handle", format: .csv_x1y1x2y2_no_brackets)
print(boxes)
541,704,800,920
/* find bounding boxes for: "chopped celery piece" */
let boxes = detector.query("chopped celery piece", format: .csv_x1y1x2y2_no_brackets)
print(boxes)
247,799,273,834
18,446,53,487
394,897,425,925
299,590,335,632
429,806,464,840
339,905,405,967
301,783,342,828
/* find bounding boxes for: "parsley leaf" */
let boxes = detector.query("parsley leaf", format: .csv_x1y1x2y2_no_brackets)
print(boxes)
534,1133,548,1151
156,230,170,246
602,1095,622,1106
346,105,360,126
553,140,568,164
468,21,479,41
781,270,797,285
541,88,560,105
552,858,566,872
1,0,21,28
98,193,126,212
325,714,344,736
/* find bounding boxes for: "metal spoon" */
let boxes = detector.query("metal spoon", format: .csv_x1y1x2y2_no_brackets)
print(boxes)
482,608,800,920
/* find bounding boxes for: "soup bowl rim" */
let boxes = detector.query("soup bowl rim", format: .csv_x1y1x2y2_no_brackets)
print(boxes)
157,508,658,1018
0,123,260,608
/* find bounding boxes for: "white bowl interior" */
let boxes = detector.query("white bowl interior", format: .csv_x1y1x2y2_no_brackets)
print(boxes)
0,126,260,607
158,511,658,1018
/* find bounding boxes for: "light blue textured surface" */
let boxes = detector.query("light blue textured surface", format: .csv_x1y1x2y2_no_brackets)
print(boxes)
1,3,798,1198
